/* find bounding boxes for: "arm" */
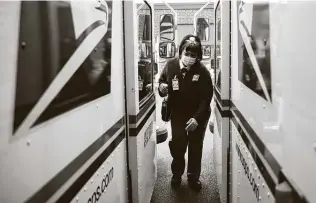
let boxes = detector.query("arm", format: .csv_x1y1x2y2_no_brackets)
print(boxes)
158,62,168,97
193,69,213,125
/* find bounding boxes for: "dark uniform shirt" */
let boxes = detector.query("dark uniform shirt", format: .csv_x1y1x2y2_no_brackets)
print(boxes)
158,57,213,126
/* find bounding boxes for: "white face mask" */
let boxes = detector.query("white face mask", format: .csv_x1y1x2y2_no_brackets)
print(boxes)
182,55,196,67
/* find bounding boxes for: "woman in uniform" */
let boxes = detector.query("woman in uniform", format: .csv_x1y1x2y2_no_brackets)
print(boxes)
158,34,213,191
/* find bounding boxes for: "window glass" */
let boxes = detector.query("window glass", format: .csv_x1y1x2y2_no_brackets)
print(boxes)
210,45,215,70
159,41,176,58
215,3,221,91
14,1,113,131
137,3,153,104
237,1,271,101
196,18,210,41
160,14,175,41
202,45,211,59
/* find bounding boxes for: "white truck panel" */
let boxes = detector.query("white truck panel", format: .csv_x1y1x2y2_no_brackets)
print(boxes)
0,1,126,202
231,1,316,202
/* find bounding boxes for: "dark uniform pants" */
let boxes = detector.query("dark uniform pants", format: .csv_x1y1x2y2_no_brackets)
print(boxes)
169,117,206,181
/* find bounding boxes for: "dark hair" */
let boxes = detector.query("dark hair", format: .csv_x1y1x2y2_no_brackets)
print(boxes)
178,34,203,61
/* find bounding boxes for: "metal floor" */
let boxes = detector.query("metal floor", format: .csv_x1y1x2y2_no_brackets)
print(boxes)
150,122,221,203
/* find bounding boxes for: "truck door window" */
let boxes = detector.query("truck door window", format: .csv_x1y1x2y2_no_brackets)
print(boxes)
215,3,221,91
14,1,113,131
196,18,210,41
160,14,175,41
137,3,153,104
237,1,271,100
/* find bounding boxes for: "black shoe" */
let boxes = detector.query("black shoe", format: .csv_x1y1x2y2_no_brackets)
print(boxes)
171,175,181,188
188,180,202,192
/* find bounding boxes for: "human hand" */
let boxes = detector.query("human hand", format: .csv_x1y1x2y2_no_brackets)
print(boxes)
185,118,198,131
159,83,168,94
146,84,152,92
